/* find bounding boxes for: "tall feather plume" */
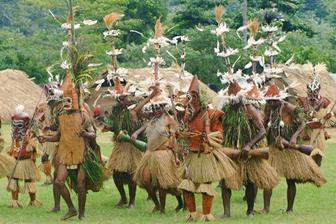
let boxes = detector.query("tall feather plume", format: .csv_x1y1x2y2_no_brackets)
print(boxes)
215,5,225,24
314,63,328,78
104,12,123,30
249,18,260,38
154,17,164,38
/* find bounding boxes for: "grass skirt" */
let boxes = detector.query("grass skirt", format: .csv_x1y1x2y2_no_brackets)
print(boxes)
133,149,180,189
11,159,40,181
179,149,237,194
67,149,105,193
0,137,4,152
0,153,15,178
7,158,40,193
269,146,326,186
233,158,279,190
180,150,237,184
107,142,143,174
40,142,58,159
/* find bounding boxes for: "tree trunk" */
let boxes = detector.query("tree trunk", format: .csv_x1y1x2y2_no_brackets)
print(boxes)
242,0,248,46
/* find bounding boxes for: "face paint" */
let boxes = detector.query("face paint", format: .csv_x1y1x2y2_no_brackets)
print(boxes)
63,96,73,111
11,113,30,141
186,92,200,121
307,79,321,102
151,104,164,118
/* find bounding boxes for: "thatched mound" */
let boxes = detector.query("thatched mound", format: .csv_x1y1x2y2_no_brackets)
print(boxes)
277,63,336,99
87,64,217,111
0,70,45,121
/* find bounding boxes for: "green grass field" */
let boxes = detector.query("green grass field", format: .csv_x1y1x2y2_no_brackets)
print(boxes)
0,124,335,224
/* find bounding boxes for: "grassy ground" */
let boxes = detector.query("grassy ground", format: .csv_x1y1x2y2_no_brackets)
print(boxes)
0,124,335,224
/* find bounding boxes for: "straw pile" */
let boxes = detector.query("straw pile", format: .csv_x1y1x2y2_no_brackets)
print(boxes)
0,69,45,121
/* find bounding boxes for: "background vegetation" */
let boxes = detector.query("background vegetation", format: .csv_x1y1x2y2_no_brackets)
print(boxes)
0,0,335,86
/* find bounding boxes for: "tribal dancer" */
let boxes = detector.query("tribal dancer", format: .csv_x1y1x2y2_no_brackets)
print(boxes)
219,82,279,217
39,74,103,220
262,83,326,213
0,116,16,181
37,82,64,212
7,105,41,208
103,78,147,209
133,85,183,214
179,76,237,221
297,71,333,166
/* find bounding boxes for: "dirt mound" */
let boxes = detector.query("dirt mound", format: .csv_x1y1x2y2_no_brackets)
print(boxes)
0,70,45,121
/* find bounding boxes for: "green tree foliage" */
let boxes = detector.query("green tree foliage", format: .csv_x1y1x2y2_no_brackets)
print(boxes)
0,0,335,87
0,0,168,84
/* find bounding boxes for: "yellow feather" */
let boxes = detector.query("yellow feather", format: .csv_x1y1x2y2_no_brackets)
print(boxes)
104,12,123,29
215,5,225,24
154,17,164,38
249,18,260,38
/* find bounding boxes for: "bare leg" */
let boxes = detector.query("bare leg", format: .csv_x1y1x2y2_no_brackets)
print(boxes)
113,172,127,207
286,179,296,213
175,195,184,212
51,169,61,212
312,154,322,167
262,189,272,213
28,186,41,207
10,189,21,208
77,165,86,220
146,187,160,212
183,190,198,221
158,188,166,214
128,178,137,208
202,193,214,221
221,180,231,218
55,165,77,220
246,180,256,217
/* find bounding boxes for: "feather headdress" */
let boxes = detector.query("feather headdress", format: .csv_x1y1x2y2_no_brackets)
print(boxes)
154,17,164,38
215,5,225,24
249,18,260,39
104,12,123,30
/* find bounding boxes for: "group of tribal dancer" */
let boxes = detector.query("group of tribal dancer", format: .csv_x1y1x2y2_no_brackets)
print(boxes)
0,7,333,223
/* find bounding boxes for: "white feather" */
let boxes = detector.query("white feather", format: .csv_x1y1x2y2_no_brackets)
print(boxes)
15,105,25,113
244,62,252,69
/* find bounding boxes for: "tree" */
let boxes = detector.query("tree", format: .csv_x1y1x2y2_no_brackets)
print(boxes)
118,0,168,44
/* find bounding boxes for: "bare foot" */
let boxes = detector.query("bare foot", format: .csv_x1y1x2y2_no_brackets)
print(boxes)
285,209,293,215
50,207,60,213
175,204,183,212
115,199,127,208
246,211,254,218
128,203,135,209
61,209,78,221
152,206,160,213
256,209,269,214
78,214,85,220
28,200,42,207
8,200,21,208
220,213,231,219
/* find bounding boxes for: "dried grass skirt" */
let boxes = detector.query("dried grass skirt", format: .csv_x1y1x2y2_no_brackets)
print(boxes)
179,149,237,195
107,142,143,174
0,153,15,178
269,146,326,186
133,149,180,189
